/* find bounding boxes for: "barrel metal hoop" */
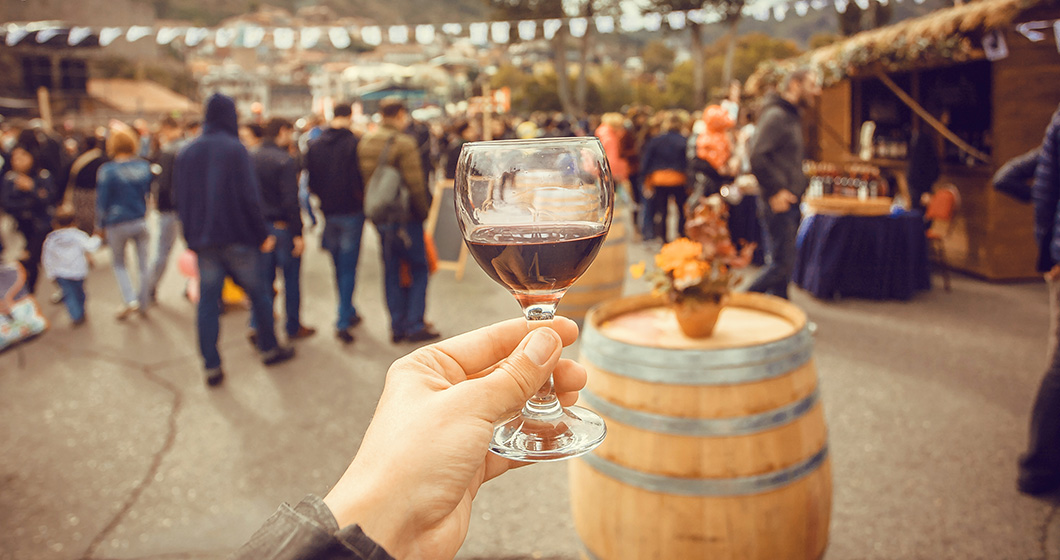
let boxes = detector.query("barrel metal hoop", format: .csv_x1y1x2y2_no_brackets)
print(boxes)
581,325,813,385
579,445,829,497
580,389,819,436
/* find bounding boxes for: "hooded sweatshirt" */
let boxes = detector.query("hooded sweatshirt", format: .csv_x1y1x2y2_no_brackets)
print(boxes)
173,94,269,251
304,126,364,217
749,93,808,204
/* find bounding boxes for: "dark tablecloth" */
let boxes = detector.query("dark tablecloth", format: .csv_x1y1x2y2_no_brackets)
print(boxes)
792,212,930,300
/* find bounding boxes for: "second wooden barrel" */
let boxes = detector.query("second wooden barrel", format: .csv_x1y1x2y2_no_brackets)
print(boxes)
571,292,832,560
561,203,629,322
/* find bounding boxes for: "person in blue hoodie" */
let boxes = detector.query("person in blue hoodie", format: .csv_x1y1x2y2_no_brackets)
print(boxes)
173,93,294,387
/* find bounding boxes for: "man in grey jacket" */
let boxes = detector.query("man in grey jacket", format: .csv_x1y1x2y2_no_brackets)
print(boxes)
747,68,820,299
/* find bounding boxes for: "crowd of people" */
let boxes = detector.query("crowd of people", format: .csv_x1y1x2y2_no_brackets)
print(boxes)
1,70,823,385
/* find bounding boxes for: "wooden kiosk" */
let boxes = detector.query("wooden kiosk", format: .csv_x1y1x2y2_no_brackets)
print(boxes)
751,0,1060,280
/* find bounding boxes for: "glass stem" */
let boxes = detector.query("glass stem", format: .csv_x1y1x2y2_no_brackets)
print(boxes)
523,305,563,420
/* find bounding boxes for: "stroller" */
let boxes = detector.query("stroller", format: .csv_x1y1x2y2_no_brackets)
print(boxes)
0,262,48,353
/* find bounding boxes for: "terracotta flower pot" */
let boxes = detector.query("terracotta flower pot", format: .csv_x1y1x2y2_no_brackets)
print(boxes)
672,293,728,338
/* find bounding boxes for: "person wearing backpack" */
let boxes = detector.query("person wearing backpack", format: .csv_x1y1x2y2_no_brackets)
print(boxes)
358,98,439,344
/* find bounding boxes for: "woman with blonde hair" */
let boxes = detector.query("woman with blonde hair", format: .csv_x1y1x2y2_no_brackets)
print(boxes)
96,125,153,319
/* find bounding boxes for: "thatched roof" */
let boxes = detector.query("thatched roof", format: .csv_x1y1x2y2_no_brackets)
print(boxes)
747,0,1058,93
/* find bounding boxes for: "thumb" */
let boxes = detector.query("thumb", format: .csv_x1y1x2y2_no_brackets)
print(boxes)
475,328,563,419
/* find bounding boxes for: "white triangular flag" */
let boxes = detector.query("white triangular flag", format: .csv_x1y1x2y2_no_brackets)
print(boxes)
329,27,351,49
361,26,382,46
98,27,122,46
596,16,615,33
811,0,828,9
5,25,28,47
667,12,686,29
300,27,321,49
186,27,208,47
441,23,463,36
35,27,61,44
835,0,849,13
518,20,536,41
753,7,770,21
156,27,182,45
68,26,92,46
773,5,787,21
620,13,644,32
126,25,152,42
543,19,562,40
569,17,588,38
415,25,434,45
215,27,236,48
274,27,295,49
687,9,706,24
389,26,408,44
491,22,510,43
854,0,870,9
242,26,265,48
469,22,488,45
795,1,810,16
643,13,662,31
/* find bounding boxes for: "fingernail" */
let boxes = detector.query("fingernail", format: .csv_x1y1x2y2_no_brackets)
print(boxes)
524,330,555,366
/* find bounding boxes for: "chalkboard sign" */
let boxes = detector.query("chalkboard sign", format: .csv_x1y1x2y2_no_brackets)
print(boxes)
426,179,469,279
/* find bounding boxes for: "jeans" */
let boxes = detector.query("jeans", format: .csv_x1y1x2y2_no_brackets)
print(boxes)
1020,275,1060,483
149,211,181,297
56,277,86,321
253,225,303,337
196,244,279,370
321,214,365,330
105,218,150,306
644,185,689,242
376,221,429,338
298,174,318,228
747,205,801,300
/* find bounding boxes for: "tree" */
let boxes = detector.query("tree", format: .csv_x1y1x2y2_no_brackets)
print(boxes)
641,40,676,75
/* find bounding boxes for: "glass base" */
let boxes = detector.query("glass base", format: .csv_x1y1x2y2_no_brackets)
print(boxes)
489,405,606,462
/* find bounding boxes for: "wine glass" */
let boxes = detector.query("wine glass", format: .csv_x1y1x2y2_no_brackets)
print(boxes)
454,137,612,461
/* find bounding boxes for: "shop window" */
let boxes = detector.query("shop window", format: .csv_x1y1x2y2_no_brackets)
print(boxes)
21,56,53,92
853,72,913,159
921,60,992,165
60,59,88,93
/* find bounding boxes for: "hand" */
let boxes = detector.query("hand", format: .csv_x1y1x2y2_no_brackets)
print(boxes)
260,235,276,253
323,317,585,560
1046,264,1060,282
292,236,305,258
768,189,798,214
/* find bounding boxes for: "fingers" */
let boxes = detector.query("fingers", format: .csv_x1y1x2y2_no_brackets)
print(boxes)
469,328,564,419
429,317,578,380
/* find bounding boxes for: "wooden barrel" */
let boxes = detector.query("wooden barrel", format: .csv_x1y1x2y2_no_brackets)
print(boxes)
561,203,629,322
570,292,832,560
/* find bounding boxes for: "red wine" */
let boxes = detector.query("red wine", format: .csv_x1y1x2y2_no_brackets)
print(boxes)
467,222,607,302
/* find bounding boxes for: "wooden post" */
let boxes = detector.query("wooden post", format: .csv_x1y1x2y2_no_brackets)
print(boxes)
36,87,53,131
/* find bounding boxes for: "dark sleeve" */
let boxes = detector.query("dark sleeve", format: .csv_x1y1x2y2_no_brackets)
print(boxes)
280,155,303,236
994,147,1040,203
1033,116,1060,261
230,495,395,560
749,109,788,200
238,149,271,244
398,137,430,222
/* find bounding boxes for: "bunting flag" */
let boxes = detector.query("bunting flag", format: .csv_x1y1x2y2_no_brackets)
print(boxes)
329,27,351,49
215,27,236,48
441,23,462,36
543,19,562,40
667,12,686,30
98,27,122,46
242,26,265,48
6,27,29,46
300,27,321,49
68,26,93,46
835,0,850,13
388,25,408,44
156,27,182,45
596,15,615,33
127,25,153,42
569,17,588,38
415,24,435,45
491,21,510,43
186,27,209,47
518,20,536,41
643,12,663,32
361,26,381,46
795,1,810,17
773,5,788,21
274,27,295,49
35,27,61,44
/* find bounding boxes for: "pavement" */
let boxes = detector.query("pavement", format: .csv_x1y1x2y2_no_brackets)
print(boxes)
2,213,1060,560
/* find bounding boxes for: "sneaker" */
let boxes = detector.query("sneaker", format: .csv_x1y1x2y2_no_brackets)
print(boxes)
205,367,225,387
336,328,355,344
115,302,140,321
288,325,317,340
262,345,296,366
404,326,441,343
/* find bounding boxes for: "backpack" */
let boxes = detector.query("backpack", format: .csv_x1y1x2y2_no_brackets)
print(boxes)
364,134,411,224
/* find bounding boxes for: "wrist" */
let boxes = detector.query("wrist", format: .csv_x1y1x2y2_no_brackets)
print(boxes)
323,466,413,558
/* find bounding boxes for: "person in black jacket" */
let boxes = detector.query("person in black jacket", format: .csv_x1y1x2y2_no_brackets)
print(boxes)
0,144,58,293
1021,104,1060,496
305,103,366,344
250,117,315,342
174,93,294,387
746,68,821,300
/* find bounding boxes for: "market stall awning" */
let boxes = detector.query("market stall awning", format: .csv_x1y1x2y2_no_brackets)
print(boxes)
87,79,199,116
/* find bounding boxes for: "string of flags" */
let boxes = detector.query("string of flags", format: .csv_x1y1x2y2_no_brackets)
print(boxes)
1,0,939,50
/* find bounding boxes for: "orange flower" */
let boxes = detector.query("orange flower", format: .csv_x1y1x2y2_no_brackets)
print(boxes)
655,238,703,273
673,260,711,290
629,261,647,279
